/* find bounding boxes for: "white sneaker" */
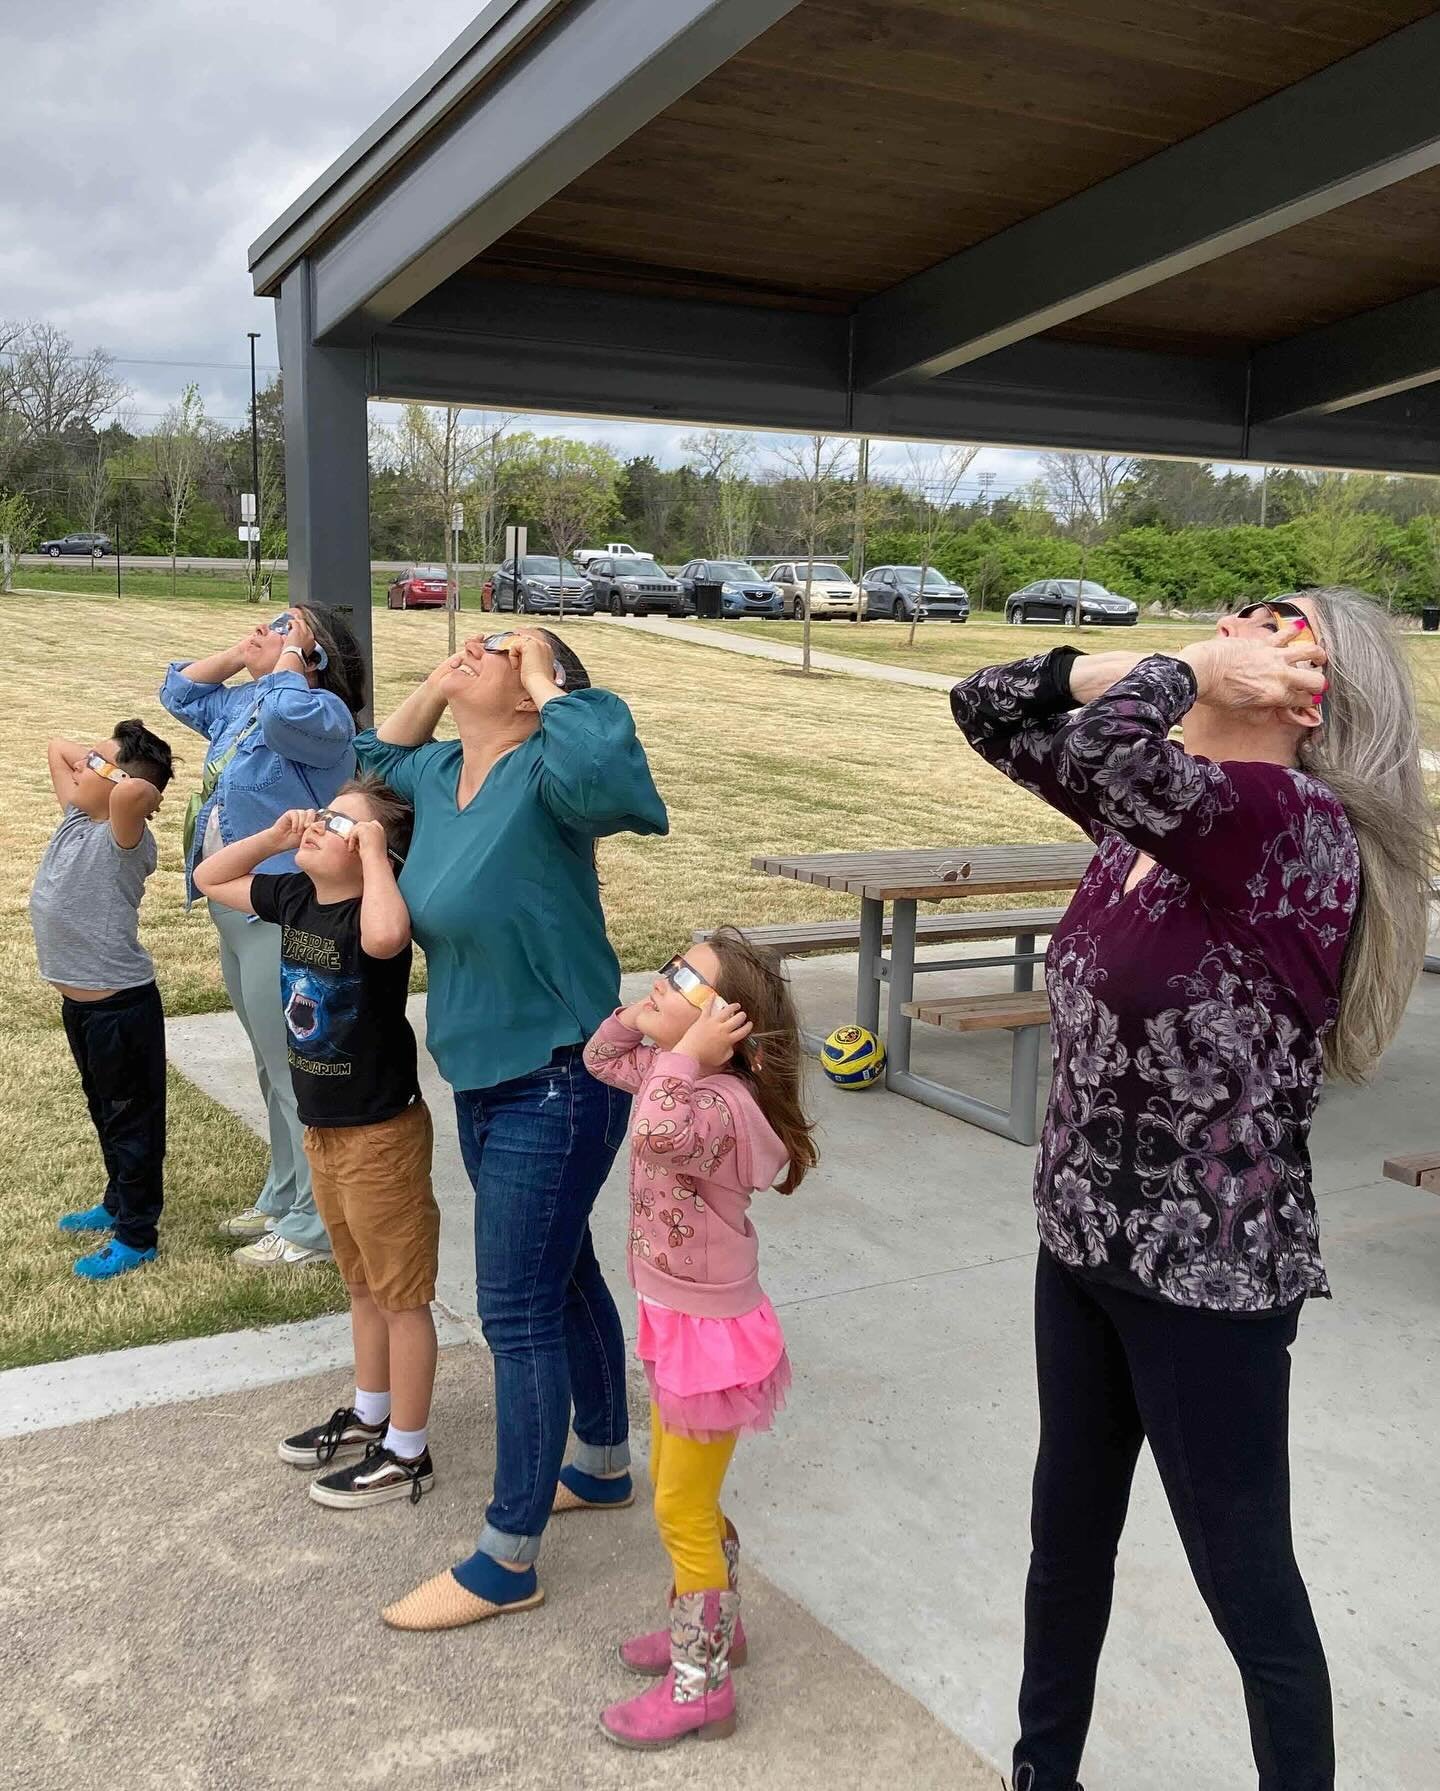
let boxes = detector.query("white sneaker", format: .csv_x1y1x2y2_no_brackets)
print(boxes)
217,1204,273,1241
232,1230,331,1269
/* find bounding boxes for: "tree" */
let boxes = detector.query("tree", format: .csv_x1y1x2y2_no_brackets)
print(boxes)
768,434,855,674
683,428,757,558
524,438,621,614
1297,474,1382,589
903,441,980,644
150,383,211,597
1041,452,1134,534
0,319,127,441
0,489,38,593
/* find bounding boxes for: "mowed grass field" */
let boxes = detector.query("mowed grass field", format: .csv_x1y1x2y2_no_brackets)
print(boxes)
1,592,1082,1367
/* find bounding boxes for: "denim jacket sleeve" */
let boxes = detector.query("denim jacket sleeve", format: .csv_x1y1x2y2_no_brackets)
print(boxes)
254,670,355,769
158,661,238,741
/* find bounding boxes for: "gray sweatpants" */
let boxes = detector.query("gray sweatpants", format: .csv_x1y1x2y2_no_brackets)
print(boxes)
208,901,328,1253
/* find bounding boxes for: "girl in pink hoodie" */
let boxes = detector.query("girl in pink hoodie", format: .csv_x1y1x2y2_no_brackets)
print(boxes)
582,926,817,1749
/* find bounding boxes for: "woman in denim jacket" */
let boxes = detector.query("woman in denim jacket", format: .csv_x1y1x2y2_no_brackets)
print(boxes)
160,605,363,1267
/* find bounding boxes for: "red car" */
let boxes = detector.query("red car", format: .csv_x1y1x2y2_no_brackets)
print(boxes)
386,564,455,609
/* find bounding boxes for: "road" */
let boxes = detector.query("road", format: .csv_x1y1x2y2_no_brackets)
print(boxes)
17,554,490,575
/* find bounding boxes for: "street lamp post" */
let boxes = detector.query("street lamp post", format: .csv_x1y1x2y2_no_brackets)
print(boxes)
247,332,262,596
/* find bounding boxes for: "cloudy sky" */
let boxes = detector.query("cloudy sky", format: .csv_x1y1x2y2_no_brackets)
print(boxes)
4,0,1049,493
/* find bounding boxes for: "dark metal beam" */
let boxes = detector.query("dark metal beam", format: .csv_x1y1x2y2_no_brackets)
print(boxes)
308,0,803,345
276,262,374,720
1249,285,1440,422
853,14,1440,390
371,283,1440,475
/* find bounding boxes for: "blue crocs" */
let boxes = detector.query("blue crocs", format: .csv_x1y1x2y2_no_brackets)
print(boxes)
74,1239,156,1281
58,1202,115,1235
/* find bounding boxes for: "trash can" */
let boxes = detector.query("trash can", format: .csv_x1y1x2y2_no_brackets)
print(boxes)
694,579,724,620
1423,605,1440,633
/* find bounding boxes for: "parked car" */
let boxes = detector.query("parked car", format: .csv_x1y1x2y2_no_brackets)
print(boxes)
767,560,862,620
586,554,687,616
39,531,112,558
1005,579,1139,626
675,559,784,619
491,554,593,615
574,539,649,569
386,564,455,609
861,565,969,623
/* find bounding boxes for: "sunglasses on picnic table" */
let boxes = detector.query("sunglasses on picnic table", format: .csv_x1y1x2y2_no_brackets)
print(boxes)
480,632,568,688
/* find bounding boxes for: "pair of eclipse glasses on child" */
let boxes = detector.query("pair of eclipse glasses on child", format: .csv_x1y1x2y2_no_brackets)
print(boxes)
311,807,406,868
659,952,758,1058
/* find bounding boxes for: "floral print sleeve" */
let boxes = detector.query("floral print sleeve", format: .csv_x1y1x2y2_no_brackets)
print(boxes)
583,1010,653,1094
951,649,1103,843
633,1052,744,1187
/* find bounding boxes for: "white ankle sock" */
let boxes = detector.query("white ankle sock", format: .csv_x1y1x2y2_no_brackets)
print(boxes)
354,1388,391,1427
384,1422,428,1460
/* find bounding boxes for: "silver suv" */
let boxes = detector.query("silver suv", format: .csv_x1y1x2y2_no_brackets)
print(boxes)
767,560,862,620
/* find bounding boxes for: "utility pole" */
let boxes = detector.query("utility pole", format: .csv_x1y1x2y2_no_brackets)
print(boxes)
850,436,871,621
1259,465,1269,528
247,332,262,594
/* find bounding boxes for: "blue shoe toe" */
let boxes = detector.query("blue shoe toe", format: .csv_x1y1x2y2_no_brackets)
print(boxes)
58,1203,115,1235
74,1241,157,1281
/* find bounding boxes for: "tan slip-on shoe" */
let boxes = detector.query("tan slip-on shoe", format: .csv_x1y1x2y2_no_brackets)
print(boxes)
551,1479,635,1514
381,1569,544,1632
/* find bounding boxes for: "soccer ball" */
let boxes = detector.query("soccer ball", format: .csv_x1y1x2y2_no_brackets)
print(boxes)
821,1024,885,1088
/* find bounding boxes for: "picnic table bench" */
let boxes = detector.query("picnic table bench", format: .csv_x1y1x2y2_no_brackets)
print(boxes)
735,844,1093,1144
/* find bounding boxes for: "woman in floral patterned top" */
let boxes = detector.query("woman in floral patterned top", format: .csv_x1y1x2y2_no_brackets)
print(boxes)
952,589,1433,1791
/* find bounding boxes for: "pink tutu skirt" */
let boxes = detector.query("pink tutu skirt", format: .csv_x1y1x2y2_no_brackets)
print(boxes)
636,1294,791,1444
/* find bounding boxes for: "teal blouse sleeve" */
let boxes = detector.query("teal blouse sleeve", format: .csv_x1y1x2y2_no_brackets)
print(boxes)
354,730,460,802
535,689,669,839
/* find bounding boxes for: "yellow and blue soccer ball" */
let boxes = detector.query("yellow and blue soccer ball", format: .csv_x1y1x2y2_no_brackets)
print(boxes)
821,1024,885,1088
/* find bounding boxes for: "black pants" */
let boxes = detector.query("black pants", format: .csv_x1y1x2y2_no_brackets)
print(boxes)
61,982,166,1251
1015,1248,1333,1791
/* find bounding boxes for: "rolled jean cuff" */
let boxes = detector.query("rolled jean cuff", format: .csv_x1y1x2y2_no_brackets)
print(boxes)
571,1438,632,1476
476,1521,542,1567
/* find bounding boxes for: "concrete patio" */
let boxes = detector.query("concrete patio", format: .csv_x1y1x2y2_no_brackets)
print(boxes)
12,945,1440,1788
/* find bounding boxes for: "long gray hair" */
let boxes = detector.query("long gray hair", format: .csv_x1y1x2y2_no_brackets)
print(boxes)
1297,586,1437,1080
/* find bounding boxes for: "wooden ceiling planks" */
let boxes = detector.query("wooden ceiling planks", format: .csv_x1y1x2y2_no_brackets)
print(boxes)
455,0,1440,352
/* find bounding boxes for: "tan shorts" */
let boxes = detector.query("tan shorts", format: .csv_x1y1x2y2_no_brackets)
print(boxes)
303,1101,438,1311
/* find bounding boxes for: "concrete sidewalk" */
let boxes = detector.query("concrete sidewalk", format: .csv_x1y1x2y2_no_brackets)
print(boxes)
157,951,1440,1789
596,612,959,689
9,1352,993,1791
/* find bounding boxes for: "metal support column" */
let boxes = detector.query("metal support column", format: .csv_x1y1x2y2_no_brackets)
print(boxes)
276,259,373,720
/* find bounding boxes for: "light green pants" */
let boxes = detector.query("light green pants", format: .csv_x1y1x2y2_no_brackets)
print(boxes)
208,901,328,1253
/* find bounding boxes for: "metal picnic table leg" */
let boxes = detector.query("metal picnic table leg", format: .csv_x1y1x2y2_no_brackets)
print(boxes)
1014,932,1036,993
885,898,917,1080
857,896,884,1035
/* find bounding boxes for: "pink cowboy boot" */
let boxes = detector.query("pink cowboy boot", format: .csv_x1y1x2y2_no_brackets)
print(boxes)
617,1520,748,1675
600,1588,739,1749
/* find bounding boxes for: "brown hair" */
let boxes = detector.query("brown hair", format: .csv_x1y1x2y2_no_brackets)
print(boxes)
706,926,818,1195
338,773,413,860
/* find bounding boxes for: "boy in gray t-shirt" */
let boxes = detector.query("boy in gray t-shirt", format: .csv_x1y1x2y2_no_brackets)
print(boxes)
30,719,175,1281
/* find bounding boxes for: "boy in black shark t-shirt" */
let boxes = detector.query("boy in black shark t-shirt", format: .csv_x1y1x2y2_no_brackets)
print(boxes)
196,774,441,1512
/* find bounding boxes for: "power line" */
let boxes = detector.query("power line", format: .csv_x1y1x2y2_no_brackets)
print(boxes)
0,349,280,374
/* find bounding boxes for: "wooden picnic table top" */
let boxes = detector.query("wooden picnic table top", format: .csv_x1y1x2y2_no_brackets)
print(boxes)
752,842,1095,902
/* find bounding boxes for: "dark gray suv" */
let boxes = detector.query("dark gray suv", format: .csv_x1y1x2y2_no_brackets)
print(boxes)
491,555,593,616
587,555,687,617
862,565,969,622
39,532,112,558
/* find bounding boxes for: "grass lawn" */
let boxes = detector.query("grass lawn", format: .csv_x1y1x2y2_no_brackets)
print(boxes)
13,564,490,609
1,591,1084,1367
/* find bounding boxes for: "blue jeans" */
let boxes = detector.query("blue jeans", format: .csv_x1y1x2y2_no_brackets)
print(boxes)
454,1044,631,1565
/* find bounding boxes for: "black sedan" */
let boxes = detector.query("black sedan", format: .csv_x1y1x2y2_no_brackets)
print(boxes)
861,565,969,622
39,532,112,558
1005,579,1139,626
491,555,594,616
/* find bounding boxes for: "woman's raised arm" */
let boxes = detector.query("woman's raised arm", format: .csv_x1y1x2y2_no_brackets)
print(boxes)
375,653,458,746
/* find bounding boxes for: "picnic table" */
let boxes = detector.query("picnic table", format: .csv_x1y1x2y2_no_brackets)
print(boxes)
753,843,1094,1142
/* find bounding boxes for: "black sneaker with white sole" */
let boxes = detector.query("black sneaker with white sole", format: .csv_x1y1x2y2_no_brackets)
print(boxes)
308,1442,435,1509
278,1405,386,1467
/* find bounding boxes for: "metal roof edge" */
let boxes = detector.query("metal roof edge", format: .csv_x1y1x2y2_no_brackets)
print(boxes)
248,0,568,295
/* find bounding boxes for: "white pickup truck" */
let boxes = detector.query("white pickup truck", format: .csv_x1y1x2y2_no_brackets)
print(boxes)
574,540,649,569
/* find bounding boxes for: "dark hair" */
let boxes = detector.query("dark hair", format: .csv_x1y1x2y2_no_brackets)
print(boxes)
538,629,592,694
338,773,413,860
296,604,367,717
112,718,175,792
705,927,818,1195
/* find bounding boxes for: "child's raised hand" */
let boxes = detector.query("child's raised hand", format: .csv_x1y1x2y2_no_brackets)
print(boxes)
348,818,390,864
270,808,315,850
111,775,163,819
678,997,753,1070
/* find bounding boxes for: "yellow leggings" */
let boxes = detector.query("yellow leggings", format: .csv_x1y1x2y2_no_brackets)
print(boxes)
648,1403,738,1594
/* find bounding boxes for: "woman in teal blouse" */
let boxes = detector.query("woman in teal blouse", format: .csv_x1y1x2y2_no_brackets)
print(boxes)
358,628,668,1631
